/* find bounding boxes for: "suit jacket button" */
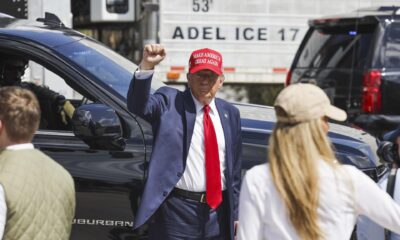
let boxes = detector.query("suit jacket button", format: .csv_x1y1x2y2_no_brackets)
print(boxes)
177,172,182,177
163,191,168,197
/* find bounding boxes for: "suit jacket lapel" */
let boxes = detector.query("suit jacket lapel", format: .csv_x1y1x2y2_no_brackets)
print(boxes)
216,99,232,174
183,89,196,161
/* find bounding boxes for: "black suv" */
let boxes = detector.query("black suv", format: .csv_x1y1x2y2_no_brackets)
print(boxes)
0,13,382,239
287,6,400,134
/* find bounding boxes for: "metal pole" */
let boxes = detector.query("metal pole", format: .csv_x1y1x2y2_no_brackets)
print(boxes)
142,0,159,46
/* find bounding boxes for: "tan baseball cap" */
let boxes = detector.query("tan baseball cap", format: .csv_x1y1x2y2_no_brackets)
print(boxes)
274,83,347,124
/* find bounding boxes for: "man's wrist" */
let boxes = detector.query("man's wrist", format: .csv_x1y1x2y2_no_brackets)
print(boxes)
139,62,155,70
135,69,154,80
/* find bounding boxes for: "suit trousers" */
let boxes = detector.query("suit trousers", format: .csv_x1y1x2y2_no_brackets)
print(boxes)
148,191,229,240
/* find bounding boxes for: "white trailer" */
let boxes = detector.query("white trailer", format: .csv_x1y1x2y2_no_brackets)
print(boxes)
157,0,400,84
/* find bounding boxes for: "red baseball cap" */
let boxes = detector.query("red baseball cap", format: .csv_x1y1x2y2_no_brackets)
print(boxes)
188,48,223,76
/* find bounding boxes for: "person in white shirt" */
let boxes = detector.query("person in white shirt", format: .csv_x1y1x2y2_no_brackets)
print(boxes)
237,83,400,240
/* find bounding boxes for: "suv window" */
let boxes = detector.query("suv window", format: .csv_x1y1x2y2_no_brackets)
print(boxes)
21,60,88,131
297,25,375,69
56,39,165,100
385,22,400,68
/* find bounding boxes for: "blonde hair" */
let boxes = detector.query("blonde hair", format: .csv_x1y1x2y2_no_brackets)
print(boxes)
0,86,40,142
269,117,337,240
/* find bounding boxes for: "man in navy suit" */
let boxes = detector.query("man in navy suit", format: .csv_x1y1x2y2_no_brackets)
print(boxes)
127,44,242,239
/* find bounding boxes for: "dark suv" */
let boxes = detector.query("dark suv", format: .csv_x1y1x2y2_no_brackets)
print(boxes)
0,13,382,239
287,6,400,134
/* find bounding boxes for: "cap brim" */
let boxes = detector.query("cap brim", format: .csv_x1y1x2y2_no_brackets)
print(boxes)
189,65,222,76
325,105,347,122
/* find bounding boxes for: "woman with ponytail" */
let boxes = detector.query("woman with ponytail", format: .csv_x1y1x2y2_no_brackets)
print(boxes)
237,84,400,240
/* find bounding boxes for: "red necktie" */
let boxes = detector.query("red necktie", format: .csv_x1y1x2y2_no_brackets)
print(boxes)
203,104,222,209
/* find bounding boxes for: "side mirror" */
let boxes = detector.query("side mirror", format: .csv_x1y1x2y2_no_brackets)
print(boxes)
72,104,125,151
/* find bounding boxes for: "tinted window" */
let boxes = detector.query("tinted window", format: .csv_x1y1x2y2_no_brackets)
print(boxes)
296,26,375,69
385,22,400,68
56,39,135,100
55,39,165,100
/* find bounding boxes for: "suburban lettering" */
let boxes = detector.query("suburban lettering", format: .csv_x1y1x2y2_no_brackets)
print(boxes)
73,218,134,227
96,220,105,225
105,220,114,226
86,219,95,225
77,219,85,224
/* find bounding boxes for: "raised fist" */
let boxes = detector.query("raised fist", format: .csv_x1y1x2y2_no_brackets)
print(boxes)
140,44,166,70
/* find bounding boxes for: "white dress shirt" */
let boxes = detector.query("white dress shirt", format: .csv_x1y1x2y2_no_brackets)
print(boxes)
357,169,400,240
175,94,226,192
0,143,35,238
134,69,227,192
135,68,154,79
238,161,400,240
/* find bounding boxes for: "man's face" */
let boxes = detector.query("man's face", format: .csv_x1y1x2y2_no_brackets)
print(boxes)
187,69,224,105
